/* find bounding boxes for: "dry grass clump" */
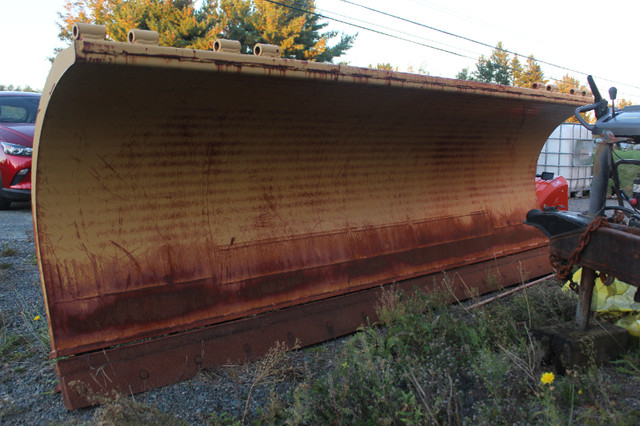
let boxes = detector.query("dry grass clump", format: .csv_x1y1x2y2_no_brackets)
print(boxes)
90,392,186,426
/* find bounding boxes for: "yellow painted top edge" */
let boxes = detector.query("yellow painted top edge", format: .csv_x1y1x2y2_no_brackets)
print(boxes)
66,39,586,106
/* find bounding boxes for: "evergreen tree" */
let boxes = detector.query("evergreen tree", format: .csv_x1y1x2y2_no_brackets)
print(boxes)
455,67,471,81
490,42,511,85
471,55,493,82
459,44,547,89
470,42,511,85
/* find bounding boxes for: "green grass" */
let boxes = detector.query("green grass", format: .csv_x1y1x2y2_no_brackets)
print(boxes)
612,149,640,195
212,279,640,424
0,290,50,362
0,243,17,270
0,332,31,362
284,283,562,424
0,243,17,257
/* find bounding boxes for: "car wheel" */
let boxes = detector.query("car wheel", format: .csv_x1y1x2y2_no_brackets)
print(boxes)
0,196,10,210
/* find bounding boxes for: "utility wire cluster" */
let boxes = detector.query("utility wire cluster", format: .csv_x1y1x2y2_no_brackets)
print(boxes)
263,0,640,99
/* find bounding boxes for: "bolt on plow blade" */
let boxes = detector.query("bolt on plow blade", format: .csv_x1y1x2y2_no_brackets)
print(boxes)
32,29,584,409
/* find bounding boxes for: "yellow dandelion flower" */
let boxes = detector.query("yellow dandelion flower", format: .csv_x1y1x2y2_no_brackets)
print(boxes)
33,315,41,321
578,389,583,395
540,372,555,385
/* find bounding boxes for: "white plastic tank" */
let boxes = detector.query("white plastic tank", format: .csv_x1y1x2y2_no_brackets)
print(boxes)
537,123,594,195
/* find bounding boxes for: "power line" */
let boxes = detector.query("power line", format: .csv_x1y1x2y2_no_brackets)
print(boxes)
341,0,640,93
316,6,486,59
341,0,501,57
341,1,581,76
406,0,533,48
262,0,475,60
265,0,563,84
262,0,640,96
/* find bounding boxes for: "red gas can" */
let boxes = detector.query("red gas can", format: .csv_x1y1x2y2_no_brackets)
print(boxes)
535,175,568,210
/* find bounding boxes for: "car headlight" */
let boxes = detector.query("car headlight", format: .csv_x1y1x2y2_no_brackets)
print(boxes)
1,142,33,157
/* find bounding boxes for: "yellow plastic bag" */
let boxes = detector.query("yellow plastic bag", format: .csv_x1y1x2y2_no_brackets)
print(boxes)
616,314,640,337
564,268,640,336
563,268,640,312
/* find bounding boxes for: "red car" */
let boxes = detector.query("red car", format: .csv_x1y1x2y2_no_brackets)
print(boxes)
0,92,40,209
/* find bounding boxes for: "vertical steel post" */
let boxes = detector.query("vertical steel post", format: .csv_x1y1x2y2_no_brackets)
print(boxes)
575,267,597,329
576,138,611,329
588,140,612,218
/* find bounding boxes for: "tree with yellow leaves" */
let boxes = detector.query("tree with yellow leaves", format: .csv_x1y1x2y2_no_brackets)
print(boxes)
518,55,546,88
55,0,355,62
558,74,590,123
557,74,586,95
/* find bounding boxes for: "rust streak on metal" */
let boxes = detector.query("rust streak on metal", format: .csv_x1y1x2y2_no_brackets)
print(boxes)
56,247,550,409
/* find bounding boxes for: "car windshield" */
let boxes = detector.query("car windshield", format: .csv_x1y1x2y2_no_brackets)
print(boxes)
0,96,40,124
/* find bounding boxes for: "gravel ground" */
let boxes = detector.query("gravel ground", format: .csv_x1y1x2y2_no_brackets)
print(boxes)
567,195,619,214
567,196,591,214
0,202,80,423
0,197,632,423
0,202,343,424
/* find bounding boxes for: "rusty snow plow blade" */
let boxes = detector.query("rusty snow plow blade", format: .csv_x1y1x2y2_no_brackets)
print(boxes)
33,24,584,408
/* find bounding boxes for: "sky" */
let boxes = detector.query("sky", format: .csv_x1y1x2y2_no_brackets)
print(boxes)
1,0,639,102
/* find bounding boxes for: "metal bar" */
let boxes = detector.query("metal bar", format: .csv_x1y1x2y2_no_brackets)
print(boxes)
575,267,597,330
550,226,640,288
588,140,612,217
467,273,555,310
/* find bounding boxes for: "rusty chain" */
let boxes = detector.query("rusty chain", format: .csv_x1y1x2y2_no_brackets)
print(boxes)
612,210,626,224
550,216,610,293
